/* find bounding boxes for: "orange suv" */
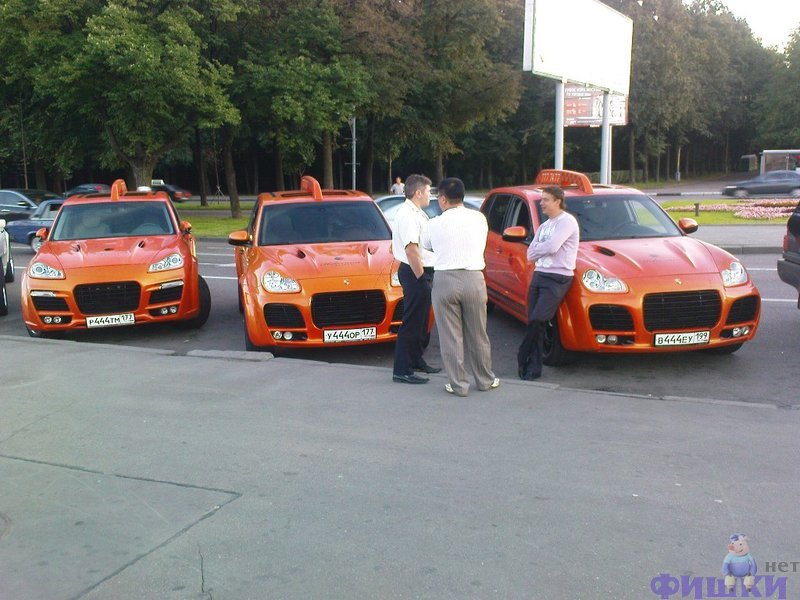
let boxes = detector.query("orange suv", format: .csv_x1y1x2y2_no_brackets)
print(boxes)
21,179,210,336
229,176,407,351
481,170,761,364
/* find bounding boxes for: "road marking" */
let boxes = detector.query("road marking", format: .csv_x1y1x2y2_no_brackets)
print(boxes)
198,252,234,257
762,298,795,303
747,267,777,271
202,275,238,281
199,262,236,267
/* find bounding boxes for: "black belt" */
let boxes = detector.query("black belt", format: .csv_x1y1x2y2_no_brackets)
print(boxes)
423,266,434,274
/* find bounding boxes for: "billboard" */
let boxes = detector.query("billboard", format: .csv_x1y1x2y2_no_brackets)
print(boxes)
564,84,628,127
523,0,633,95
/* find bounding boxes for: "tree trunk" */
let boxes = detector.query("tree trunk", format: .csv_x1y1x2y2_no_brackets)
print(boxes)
221,126,240,218
252,151,259,194
628,128,636,183
322,131,334,188
364,115,375,195
387,154,393,192
435,149,444,185
131,158,158,189
666,145,671,181
487,160,493,189
34,161,47,191
655,153,661,182
675,145,682,181
273,139,284,191
194,128,209,207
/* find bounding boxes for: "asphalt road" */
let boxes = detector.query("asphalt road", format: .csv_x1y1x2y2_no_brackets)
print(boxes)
2,240,796,407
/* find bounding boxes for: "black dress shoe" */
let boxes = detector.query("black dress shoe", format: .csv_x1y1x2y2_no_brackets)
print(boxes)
413,363,442,374
393,373,429,384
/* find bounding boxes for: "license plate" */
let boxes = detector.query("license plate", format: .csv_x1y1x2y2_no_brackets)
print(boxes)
86,313,135,328
653,330,710,347
323,327,377,343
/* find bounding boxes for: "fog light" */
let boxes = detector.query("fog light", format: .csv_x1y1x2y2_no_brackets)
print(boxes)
53,316,62,324
595,334,607,344
273,331,283,340
606,335,619,345
742,326,750,335
284,331,294,340
43,316,53,324
732,327,742,337
169,306,178,314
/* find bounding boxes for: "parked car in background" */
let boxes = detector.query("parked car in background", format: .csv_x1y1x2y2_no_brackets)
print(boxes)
149,180,192,203
21,179,210,337
64,183,111,197
0,189,62,221
722,170,800,197
482,169,761,365
375,190,480,228
229,176,412,352
0,218,14,315
5,199,64,251
777,198,800,309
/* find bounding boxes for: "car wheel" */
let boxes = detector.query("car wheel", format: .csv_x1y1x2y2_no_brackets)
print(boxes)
791,188,800,198
178,276,211,329
702,342,743,355
542,316,577,366
733,189,748,198
4,255,13,283
0,277,8,316
30,236,43,253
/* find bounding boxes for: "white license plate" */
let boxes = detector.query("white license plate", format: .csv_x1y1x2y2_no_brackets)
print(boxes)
323,327,377,343
86,313,135,328
653,330,710,347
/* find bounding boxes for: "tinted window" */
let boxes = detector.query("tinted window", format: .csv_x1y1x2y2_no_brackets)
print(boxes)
566,194,682,241
52,201,175,240
486,194,512,234
510,198,532,239
259,201,392,246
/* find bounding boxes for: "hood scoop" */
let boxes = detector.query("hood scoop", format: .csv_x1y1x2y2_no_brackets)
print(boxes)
367,245,378,255
137,240,146,248
295,249,306,259
592,245,616,257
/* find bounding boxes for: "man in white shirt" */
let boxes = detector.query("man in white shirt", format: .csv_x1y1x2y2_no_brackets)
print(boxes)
391,174,440,384
390,176,404,195
421,178,499,397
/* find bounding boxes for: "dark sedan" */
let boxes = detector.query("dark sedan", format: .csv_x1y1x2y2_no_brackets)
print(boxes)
149,181,192,203
64,183,111,197
722,170,800,198
5,198,64,251
0,189,62,221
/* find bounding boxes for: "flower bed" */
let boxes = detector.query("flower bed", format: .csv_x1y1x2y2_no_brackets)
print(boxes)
665,199,797,220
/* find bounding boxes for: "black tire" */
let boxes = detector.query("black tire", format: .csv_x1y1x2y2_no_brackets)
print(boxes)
542,316,577,366
0,277,8,316
243,316,276,354
4,255,14,283
702,342,743,355
178,276,211,329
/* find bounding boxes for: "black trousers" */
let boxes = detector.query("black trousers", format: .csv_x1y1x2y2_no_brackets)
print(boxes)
393,262,433,376
517,271,573,379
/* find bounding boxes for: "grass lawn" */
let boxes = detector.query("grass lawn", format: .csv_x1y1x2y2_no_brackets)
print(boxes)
182,215,248,238
660,198,793,225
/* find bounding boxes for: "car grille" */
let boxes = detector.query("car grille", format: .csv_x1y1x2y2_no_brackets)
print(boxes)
643,290,721,331
149,286,183,304
392,299,404,322
74,282,141,315
311,290,386,327
32,296,69,311
263,304,305,328
588,304,634,331
726,295,760,324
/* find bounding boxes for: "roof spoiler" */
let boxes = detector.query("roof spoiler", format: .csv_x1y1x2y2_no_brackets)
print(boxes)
300,176,324,201
534,169,594,194
110,179,128,200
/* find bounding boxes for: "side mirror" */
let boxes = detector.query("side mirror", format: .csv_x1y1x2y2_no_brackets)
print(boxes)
678,218,698,234
228,229,251,247
36,227,49,239
502,225,528,241
180,220,192,234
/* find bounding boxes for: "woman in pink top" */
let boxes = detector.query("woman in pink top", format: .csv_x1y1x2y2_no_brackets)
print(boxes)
517,185,579,380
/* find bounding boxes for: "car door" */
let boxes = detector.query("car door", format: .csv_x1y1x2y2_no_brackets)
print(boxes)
483,194,514,297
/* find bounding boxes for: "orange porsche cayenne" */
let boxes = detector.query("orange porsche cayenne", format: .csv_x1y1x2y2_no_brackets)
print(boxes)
229,176,405,352
481,170,761,365
21,179,210,336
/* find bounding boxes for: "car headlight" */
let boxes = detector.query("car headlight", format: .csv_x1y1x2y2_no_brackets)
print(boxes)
149,253,184,272
721,261,748,286
581,269,628,293
262,270,301,293
29,262,64,279
391,270,401,287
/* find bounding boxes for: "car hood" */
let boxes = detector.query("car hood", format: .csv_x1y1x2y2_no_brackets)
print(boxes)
578,236,729,277
39,236,179,269
254,241,393,279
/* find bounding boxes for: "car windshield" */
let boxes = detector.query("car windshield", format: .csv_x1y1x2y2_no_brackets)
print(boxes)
259,201,392,246
559,194,682,242
51,201,175,240
33,201,62,219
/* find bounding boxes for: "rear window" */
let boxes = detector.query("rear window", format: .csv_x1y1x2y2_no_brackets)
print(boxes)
259,201,392,246
51,201,175,240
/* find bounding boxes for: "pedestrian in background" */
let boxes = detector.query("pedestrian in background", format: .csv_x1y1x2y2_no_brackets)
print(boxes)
391,174,441,384
517,185,579,380
390,176,404,195
422,177,499,397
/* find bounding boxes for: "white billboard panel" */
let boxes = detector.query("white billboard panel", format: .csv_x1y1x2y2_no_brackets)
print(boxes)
523,0,633,96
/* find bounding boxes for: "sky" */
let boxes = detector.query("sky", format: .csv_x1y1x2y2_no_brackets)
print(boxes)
711,0,800,50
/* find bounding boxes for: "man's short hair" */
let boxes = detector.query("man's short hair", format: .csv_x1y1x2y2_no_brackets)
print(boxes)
542,185,566,209
438,177,465,202
404,174,431,199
